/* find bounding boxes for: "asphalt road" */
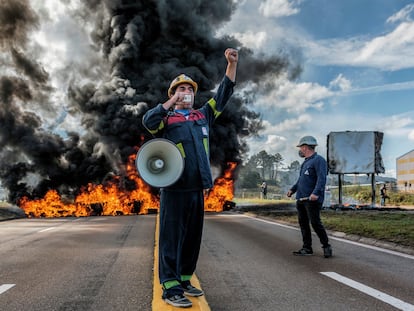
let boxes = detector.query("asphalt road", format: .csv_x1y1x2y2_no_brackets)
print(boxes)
1,213,414,311
197,213,414,311
0,216,155,311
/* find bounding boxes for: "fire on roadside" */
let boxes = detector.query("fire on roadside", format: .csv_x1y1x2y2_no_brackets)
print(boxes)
205,162,236,212
19,153,158,217
18,154,237,217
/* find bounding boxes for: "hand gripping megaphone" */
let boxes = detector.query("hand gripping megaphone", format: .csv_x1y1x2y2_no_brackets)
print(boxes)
136,138,184,188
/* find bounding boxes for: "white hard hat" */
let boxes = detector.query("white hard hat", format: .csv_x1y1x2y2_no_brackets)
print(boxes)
297,136,318,147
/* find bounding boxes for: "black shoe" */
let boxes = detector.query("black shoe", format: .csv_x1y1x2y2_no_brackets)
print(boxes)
163,294,192,308
181,281,204,297
323,245,333,258
293,248,313,256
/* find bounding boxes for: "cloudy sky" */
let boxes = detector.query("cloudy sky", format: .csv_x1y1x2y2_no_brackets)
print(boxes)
220,0,414,177
2,0,413,188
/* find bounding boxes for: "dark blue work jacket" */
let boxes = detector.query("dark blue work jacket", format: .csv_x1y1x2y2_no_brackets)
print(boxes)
290,153,327,203
142,76,235,191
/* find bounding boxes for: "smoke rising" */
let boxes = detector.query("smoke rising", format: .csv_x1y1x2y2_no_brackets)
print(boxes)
0,0,298,203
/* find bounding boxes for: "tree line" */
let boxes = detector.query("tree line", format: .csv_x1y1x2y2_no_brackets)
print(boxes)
236,150,301,189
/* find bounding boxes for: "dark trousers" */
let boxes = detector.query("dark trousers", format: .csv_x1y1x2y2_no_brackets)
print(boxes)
158,189,204,285
296,200,330,249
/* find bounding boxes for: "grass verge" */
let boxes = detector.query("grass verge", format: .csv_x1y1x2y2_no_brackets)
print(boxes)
233,199,414,249
277,211,414,248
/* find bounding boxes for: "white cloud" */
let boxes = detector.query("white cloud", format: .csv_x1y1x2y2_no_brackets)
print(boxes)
340,80,414,96
227,2,414,72
379,113,414,149
354,22,414,70
259,0,302,18
232,31,268,50
18,1,110,138
382,114,414,131
302,20,414,71
301,38,360,65
258,77,333,114
270,114,312,132
245,73,414,173
329,74,352,91
387,3,414,23
246,132,290,160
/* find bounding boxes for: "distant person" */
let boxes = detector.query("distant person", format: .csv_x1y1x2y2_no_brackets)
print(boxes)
261,181,268,199
286,136,332,258
380,184,389,206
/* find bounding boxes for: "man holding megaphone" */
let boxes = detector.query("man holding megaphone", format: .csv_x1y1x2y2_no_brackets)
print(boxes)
142,48,238,308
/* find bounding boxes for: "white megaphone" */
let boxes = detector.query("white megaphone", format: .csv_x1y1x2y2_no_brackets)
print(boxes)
136,138,184,188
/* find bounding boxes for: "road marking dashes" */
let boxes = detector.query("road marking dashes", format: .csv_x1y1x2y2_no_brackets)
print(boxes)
0,284,15,295
38,227,57,233
321,272,414,311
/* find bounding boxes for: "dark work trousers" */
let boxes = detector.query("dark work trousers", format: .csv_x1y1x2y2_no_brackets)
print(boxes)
158,189,204,285
296,200,330,250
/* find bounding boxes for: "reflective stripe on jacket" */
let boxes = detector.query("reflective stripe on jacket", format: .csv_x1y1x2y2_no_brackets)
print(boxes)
142,76,235,190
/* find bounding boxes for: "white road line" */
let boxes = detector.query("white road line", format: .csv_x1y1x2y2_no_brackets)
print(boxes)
0,284,15,295
240,214,414,260
321,272,414,311
38,227,57,233
329,235,414,260
245,215,301,230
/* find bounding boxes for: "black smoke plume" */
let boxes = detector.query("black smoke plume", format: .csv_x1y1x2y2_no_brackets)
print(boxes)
0,0,298,204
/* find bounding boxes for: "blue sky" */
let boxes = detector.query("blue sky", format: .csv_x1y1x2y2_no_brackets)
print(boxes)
216,0,414,178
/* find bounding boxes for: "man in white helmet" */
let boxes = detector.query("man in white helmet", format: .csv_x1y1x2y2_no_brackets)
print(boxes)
143,48,238,308
287,136,332,258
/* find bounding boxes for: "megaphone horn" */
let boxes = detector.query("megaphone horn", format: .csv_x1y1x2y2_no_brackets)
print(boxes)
136,138,184,188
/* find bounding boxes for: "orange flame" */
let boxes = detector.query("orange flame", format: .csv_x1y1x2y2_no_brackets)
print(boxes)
19,153,237,217
19,153,158,217
204,162,236,212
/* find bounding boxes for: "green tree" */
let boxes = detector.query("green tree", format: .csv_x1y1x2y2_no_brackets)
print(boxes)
244,151,285,181
270,153,284,181
288,160,301,172
257,150,269,179
245,154,260,171
239,170,262,188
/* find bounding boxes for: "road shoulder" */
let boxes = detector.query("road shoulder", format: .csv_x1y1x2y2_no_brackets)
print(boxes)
238,210,414,257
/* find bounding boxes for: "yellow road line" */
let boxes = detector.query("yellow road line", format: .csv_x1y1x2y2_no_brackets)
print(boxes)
152,214,211,310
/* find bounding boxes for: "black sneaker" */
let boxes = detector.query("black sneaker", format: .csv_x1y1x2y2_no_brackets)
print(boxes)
163,294,192,308
293,248,313,256
181,281,204,297
323,245,333,258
